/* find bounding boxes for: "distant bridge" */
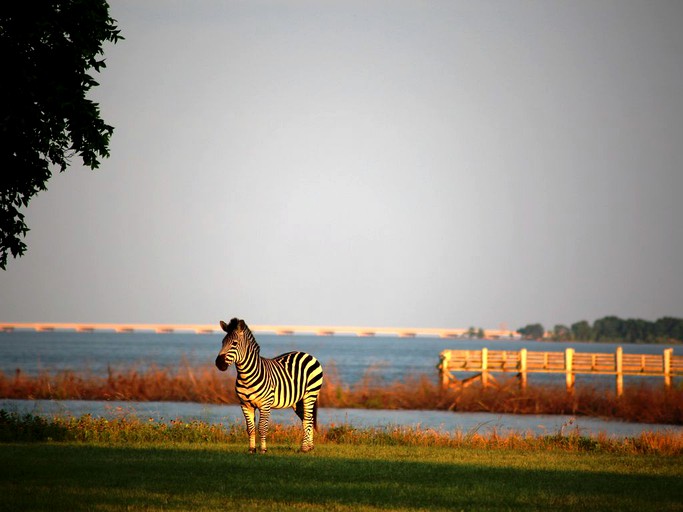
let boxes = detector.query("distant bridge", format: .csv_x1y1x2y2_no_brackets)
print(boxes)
0,322,518,339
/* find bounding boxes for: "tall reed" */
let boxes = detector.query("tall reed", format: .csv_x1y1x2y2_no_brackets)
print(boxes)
1,363,681,424
1,364,239,404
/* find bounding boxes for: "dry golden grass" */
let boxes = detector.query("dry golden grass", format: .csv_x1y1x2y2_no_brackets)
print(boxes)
2,364,681,424
1,365,238,404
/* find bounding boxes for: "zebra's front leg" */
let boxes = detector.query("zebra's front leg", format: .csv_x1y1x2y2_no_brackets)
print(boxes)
240,404,257,453
257,405,272,453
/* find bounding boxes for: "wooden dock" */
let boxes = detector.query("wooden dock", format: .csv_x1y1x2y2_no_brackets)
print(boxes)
438,347,682,395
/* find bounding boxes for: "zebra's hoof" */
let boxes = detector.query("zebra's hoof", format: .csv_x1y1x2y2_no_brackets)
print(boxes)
249,448,256,454
300,445,314,453
259,449,267,454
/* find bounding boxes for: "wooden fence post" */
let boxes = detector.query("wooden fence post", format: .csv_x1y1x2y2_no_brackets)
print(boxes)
440,351,450,389
565,348,575,392
481,347,489,387
519,348,528,391
664,348,672,389
615,346,624,397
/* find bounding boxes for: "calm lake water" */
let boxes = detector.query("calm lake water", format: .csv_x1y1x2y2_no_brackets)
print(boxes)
1,330,680,386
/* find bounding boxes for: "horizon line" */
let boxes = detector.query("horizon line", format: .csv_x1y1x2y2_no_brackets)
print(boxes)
0,322,519,338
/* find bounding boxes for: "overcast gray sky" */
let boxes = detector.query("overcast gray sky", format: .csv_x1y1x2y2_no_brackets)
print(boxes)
2,0,682,330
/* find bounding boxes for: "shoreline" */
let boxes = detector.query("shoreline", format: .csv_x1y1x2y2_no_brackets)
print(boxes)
2,366,682,425
3,398,683,440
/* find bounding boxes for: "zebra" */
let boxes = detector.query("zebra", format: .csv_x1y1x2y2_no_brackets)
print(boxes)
214,318,324,453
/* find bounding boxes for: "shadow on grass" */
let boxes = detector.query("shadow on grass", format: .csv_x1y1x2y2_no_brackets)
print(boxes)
1,444,681,511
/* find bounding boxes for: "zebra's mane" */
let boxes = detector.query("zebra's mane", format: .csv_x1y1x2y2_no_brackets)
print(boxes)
229,317,260,354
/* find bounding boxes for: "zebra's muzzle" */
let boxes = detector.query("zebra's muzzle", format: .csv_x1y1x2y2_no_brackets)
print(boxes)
215,355,230,371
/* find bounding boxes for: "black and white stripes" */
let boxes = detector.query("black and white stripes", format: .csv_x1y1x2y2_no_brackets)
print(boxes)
215,318,324,453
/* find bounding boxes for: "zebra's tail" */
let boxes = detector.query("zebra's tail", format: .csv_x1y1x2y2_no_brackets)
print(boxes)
313,397,318,432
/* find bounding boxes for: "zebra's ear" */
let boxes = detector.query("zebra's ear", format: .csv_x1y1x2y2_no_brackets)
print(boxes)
220,320,230,333
236,319,246,331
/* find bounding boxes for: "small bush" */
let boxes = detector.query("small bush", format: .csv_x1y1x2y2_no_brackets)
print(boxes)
0,410,71,442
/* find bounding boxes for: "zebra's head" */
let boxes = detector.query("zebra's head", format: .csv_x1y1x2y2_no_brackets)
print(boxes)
215,318,255,371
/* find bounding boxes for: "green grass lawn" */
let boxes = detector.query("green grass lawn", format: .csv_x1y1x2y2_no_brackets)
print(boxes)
1,442,681,511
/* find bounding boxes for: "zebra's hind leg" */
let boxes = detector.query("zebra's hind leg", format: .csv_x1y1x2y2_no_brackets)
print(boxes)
240,404,257,453
299,396,318,453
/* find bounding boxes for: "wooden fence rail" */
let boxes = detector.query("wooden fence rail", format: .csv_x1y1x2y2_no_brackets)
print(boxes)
438,347,682,396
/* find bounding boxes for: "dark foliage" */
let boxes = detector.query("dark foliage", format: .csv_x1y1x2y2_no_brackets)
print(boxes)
0,1,122,268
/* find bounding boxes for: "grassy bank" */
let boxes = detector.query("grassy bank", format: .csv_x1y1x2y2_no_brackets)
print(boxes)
2,365,682,424
2,410,683,455
2,413,682,510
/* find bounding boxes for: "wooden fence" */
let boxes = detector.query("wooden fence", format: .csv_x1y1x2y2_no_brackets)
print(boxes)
438,347,682,395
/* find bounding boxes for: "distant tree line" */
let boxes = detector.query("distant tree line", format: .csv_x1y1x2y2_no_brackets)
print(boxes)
517,316,683,343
